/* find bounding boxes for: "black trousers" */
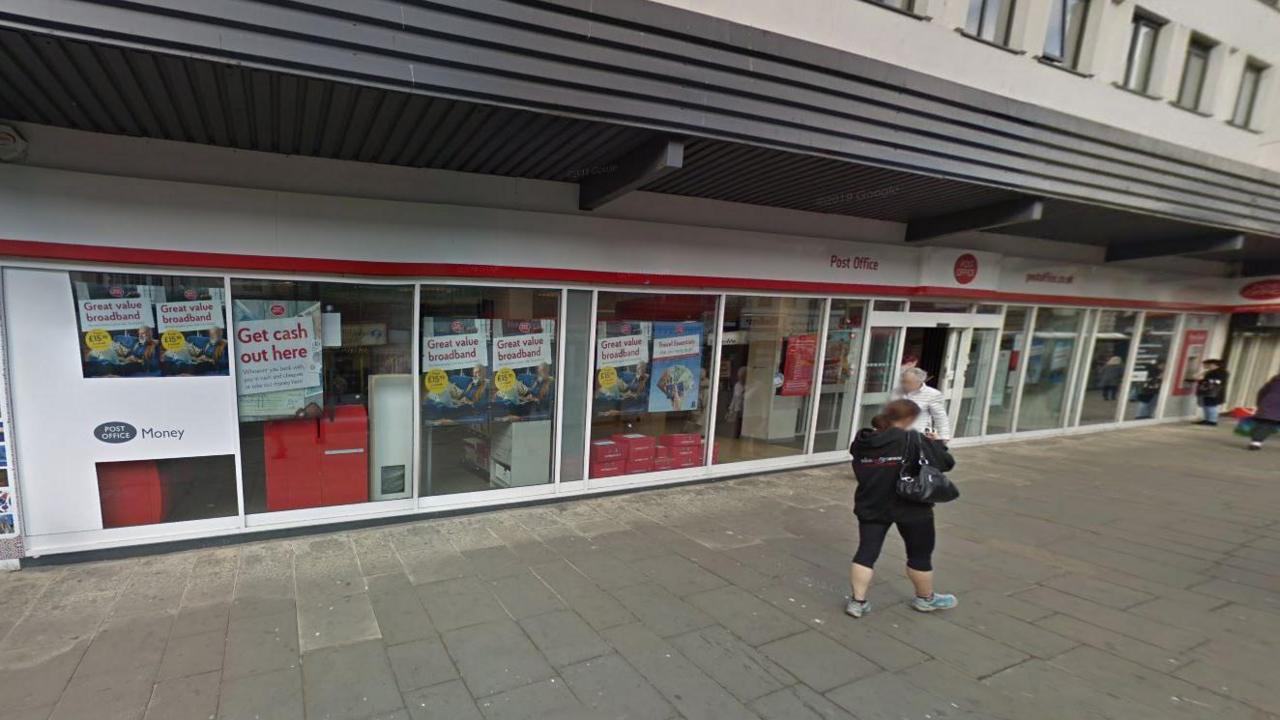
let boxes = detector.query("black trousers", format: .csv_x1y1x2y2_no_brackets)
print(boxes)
1252,418,1280,443
853,516,935,572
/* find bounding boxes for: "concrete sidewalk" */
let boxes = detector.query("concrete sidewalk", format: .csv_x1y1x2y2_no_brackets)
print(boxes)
0,424,1277,720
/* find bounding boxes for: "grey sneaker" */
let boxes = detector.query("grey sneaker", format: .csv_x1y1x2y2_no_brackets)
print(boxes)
911,593,958,613
845,598,870,618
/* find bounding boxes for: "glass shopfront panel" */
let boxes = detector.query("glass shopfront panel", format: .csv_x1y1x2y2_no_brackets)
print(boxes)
560,290,593,482
1164,314,1216,419
813,300,867,453
986,306,1031,434
954,327,998,438
420,286,559,495
232,280,415,513
715,296,823,464
97,455,239,528
857,327,901,430
1080,311,1138,425
1126,312,1177,421
1017,307,1085,431
590,292,716,478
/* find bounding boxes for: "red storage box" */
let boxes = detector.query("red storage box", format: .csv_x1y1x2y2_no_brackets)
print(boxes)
611,433,657,461
98,460,167,528
265,405,370,511
591,460,626,478
655,445,671,460
660,433,701,447
318,405,369,507
590,440,625,463
653,456,676,471
625,457,654,474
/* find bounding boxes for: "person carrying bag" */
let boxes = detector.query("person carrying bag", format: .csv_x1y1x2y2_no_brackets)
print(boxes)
846,399,959,619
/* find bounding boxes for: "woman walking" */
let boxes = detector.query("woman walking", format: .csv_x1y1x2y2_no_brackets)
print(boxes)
1248,373,1280,450
846,399,957,618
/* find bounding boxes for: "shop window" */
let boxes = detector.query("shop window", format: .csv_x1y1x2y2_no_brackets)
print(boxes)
813,300,866,453
1016,307,1084,431
874,300,906,311
1165,314,1214,419
954,327,999,438
1079,311,1138,425
420,286,558,495
591,292,715,477
96,455,238,528
986,307,1032,434
715,296,823,464
1126,312,1177,420
70,272,228,379
232,280,415,513
908,301,974,313
857,327,901,432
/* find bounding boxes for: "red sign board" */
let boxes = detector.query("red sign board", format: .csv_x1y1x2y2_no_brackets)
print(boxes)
780,334,818,397
953,254,979,285
1240,279,1280,301
1172,329,1209,397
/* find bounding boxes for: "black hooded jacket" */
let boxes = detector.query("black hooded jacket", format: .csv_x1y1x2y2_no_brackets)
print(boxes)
849,427,956,524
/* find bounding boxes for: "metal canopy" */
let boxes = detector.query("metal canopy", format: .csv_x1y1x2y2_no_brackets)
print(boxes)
0,12,1277,273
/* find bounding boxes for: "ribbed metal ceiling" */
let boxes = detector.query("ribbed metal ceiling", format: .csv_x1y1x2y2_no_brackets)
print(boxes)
0,28,1022,223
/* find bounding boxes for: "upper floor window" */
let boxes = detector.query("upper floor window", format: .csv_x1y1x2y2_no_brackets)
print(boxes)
1231,61,1267,128
1175,37,1214,111
1122,13,1162,94
1043,0,1090,68
966,0,1016,46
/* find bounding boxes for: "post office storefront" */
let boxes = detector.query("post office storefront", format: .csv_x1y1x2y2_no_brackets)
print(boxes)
0,167,1260,557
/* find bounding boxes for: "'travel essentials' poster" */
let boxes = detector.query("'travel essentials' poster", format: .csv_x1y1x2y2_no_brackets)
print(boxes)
781,334,818,397
77,296,161,378
421,318,490,426
648,321,702,413
594,321,651,416
233,300,324,421
156,299,229,376
491,320,555,421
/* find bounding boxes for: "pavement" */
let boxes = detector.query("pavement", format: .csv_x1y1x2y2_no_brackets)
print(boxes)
0,423,1277,720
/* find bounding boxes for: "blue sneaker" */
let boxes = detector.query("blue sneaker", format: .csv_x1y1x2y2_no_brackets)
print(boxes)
911,593,958,613
844,598,870,618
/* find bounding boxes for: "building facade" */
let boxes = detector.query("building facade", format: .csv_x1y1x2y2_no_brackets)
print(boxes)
0,0,1277,558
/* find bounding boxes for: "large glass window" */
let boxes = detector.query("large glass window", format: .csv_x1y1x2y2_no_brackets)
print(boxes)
857,327,901,432
1164,314,1214,419
591,293,715,477
985,307,1031,434
1176,38,1213,111
1017,308,1084,431
232,280,415,513
1231,61,1266,128
1043,0,1090,69
420,286,558,495
813,300,866,453
1126,312,1177,420
1123,14,1162,94
70,271,228,379
97,455,238,528
966,0,1017,45
1079,311,1138,425
715,296,823,464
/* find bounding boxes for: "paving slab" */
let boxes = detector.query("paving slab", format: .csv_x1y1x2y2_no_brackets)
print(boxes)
442,620,556,698
302,638,405,719
559,653,676,720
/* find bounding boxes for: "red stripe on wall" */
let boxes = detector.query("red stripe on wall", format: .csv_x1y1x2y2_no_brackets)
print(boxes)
0,237,1265,314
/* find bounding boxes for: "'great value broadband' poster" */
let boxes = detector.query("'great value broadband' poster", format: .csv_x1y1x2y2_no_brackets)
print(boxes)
594,321,651,416
491,320,555,422
421,318,490,426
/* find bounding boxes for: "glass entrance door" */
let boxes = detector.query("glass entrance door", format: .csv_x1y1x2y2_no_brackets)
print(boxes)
953,327,998,438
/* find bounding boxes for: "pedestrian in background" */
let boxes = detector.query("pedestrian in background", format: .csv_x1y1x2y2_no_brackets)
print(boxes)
1134,362,1164,419
1194,359,1228,426
1099,356,1124,401
1248,374,1280,450
894,367,952,440
846,399,957,618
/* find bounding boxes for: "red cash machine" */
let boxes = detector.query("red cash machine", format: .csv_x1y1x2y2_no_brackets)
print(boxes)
264,405,369,510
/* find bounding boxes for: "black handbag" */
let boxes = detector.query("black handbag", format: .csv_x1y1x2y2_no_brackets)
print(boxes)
896,431,960,504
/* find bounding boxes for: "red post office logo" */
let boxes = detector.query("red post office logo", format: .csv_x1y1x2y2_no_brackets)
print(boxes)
108,286,125,298
518,321,531,334
953,254,979,285
269,303,286,317
183,289,198,301
1240,279,1280,301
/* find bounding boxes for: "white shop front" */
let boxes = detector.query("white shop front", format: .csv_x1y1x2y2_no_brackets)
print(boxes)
0,165,1270,557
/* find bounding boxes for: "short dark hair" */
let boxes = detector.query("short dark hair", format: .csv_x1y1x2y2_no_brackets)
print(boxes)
1204,358,1223,366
